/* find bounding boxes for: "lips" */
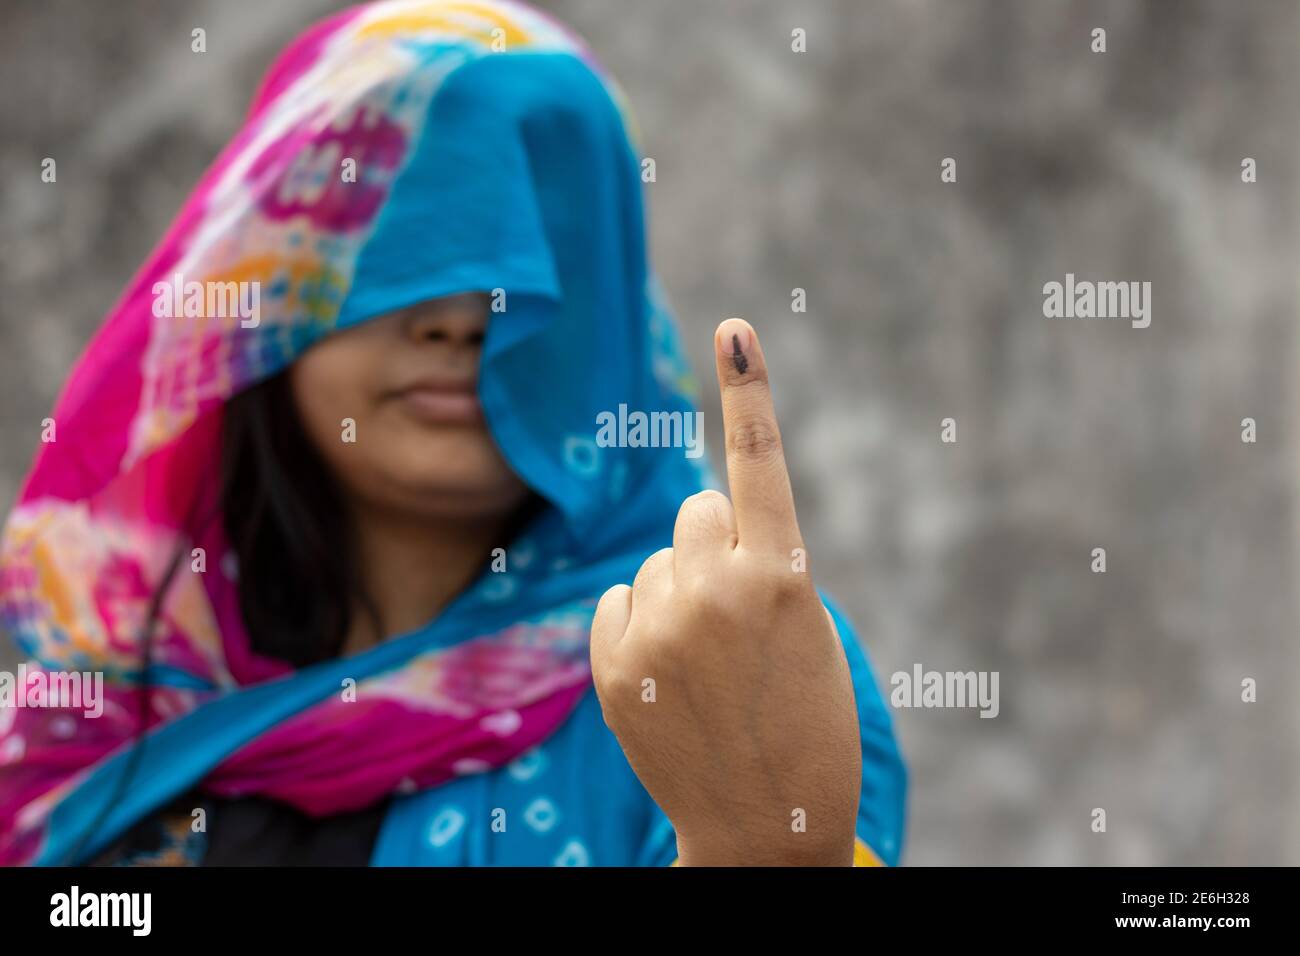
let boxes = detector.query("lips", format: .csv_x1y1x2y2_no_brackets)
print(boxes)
391,381,483,425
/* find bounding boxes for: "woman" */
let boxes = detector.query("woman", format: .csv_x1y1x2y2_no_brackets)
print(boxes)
0,0,905,866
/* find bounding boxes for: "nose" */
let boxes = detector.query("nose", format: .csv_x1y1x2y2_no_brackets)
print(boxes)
402,293,488,349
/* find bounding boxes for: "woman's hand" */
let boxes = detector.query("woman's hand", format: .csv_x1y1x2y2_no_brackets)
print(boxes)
590,317,862,866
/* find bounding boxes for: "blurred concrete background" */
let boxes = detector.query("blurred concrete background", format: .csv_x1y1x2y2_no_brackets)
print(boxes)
1,0,1297,864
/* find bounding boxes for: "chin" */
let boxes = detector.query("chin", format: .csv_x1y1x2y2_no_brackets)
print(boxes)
394,482,532,522
381,433,529,515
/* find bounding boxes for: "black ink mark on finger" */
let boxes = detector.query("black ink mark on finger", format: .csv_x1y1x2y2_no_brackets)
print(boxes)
731,334,749,375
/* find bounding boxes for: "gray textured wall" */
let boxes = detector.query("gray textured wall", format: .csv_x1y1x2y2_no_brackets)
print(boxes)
1,0,1296,864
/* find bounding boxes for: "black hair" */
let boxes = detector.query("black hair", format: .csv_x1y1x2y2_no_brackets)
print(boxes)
219,370,382,666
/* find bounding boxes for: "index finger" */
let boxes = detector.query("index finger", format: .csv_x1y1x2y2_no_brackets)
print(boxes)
713,317,802,553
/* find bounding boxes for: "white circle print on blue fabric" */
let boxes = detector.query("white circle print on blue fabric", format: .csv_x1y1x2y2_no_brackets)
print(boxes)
562,433,601,478
553,839,591,867
426,806,467,849
506,747,548,783
522,796,560,834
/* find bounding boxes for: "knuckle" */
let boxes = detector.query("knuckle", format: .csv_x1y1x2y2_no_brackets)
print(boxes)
595,661,636,701
675,501,722,539
592,583,627,620
596,582,629,609
678,488,727,517
740,552,810,602
677,575,720,614
675,490,731,533
726,419,784,464
692,488,729,506
767,568,810,601
631,548,671,597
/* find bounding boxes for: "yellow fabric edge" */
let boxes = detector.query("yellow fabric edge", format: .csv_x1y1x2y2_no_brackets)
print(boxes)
853,836,885,866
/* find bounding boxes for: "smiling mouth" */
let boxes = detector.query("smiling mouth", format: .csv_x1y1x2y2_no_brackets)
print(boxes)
392,384,484,425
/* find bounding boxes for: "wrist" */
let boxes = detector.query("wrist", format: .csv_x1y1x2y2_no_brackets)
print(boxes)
675,826,855,867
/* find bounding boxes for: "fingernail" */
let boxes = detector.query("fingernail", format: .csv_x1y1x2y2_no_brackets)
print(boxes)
718,318,751,372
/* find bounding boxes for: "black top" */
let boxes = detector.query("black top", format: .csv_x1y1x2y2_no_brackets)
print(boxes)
91,792,390,866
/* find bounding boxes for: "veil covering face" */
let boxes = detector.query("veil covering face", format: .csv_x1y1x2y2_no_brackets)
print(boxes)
0,0,718,865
